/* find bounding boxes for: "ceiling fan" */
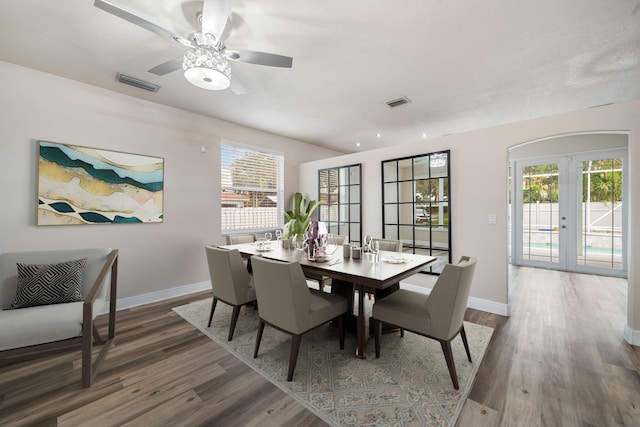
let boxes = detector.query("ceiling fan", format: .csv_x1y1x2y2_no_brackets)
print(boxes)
94,0,293,94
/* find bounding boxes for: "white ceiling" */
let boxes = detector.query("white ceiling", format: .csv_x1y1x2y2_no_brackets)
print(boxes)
1,0,639,153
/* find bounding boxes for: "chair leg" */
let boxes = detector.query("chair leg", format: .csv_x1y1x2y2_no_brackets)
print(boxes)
287,334,303,381
253,320,265,358
440,339,459,389
460,325,472,362
400,328,404,337
208,298,218,327
82,321,93,388
92,324,105,345
373,318,382,358
338,315,345,350
228,305,242,341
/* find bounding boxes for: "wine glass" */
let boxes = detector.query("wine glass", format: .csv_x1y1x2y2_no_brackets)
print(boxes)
371,240,380,262
292,234,304,251
264,232,272,244
364,235,372,253
275,229,282,241
325,233,337,255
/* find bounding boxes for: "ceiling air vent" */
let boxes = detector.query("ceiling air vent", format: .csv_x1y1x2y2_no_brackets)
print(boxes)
116,73,161,92
385,96,411,108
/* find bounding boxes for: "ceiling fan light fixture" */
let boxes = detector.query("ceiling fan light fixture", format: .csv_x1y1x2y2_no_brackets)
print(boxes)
183,46,230,90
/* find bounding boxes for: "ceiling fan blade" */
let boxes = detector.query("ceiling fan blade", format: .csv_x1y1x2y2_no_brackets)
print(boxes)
225,50,293,68
148,58,183,76
229,74,247,95
201,0,231,41
94,0,193,47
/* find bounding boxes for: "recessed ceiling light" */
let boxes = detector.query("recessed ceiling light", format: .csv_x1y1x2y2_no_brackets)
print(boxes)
356,142,361,147
422,133,427,138
376,132,381,138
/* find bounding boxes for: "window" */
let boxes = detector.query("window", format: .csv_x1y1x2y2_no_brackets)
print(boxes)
382,151,451,274
318,164,362,244
221,141,284,233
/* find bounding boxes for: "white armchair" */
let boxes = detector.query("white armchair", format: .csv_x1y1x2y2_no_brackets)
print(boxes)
0,248,118,387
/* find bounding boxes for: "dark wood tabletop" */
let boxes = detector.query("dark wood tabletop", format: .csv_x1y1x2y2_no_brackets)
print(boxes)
222,242,435,289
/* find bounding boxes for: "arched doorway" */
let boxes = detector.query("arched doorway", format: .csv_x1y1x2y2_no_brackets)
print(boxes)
509,133,628,277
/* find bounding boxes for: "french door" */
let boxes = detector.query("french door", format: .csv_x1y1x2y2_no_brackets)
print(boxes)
512,149,626,277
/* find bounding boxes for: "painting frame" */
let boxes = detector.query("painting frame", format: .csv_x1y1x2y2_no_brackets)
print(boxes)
37,140,164,226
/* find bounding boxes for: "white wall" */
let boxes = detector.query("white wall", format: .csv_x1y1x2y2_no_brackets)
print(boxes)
509,133,628,159
0,61,341,300
2,60,639,345
298,100,640,336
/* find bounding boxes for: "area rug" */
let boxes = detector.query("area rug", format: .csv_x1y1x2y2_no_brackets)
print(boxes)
173,296,493,427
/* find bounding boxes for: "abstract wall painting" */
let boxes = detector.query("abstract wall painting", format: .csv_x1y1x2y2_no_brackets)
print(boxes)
37,141,164,225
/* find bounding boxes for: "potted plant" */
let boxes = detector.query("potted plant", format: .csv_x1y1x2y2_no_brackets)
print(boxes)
282,192,321,239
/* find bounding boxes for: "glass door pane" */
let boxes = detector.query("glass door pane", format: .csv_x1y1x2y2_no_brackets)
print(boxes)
513,149,626,276
577,157,623,270
520,162,561,266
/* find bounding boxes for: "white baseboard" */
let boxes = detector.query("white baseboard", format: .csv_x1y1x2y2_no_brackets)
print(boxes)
467,297,510,316
624,325,640,346
102,280,509,317
101,281,211,314
400,282,510,316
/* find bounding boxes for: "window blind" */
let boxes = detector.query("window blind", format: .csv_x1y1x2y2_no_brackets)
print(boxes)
220,141,284,232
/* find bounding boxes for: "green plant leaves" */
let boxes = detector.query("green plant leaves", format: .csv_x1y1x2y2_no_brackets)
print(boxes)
282,192,320,238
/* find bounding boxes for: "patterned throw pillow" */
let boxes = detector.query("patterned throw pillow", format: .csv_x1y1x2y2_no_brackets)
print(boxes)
9,258,87,309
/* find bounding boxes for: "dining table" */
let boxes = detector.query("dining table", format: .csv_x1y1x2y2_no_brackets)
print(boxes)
221,241,436,358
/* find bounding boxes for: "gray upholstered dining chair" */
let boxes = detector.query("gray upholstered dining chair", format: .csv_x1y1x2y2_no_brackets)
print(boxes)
373,238,402,252
250,255,348,381
224,234,255,270
371,256,477,389
205,246,257,341
332,235,348,245
225,234,256,245
369,238,403,300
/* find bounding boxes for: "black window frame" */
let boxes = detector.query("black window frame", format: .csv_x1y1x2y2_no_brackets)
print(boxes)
381,151,451,274
318,164,362,244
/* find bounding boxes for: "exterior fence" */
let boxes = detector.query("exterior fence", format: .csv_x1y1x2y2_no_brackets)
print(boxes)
519,201,623,252
221,207,279,231
521,202,622,232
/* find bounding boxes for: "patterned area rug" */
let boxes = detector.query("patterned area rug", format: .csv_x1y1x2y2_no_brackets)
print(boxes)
173,295,493,427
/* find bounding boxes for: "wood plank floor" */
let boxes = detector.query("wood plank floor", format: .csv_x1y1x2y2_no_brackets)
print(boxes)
1,266,638,426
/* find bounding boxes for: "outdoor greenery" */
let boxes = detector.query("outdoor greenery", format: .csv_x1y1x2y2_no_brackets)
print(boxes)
522,164,559,203
523,159,622,203
581,158,623,203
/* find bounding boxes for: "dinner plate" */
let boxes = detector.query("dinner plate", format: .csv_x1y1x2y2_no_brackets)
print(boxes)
309,256,331,263
255,247,273,252
381,257,409,264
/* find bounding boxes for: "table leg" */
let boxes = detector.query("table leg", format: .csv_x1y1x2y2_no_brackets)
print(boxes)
355,283,367,358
